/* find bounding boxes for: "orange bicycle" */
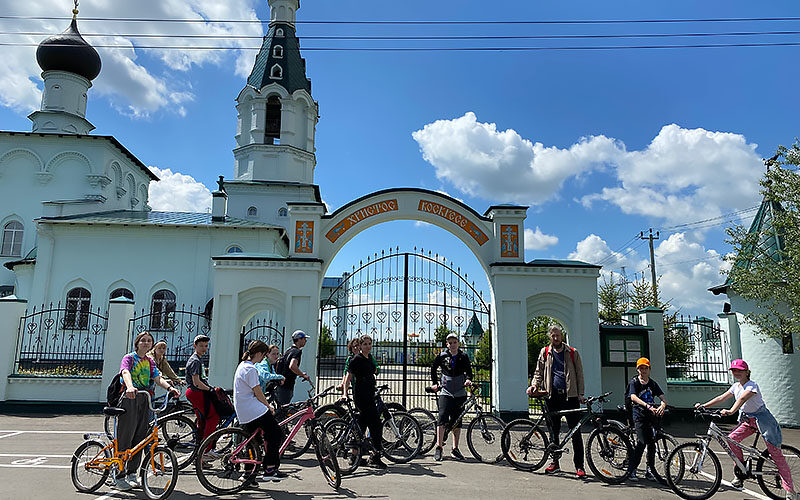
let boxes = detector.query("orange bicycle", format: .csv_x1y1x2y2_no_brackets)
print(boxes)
71,391,179,500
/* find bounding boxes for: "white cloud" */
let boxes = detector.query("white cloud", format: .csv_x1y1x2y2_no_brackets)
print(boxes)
0,0,263,117
524,227,558,251
413,114,763,225
148,166,211,212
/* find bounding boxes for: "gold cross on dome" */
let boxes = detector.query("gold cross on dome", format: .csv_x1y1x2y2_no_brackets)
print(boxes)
73,1,79,19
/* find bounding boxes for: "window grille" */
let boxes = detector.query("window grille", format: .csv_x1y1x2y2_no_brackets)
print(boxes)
65,287,91,329
150,290,176,331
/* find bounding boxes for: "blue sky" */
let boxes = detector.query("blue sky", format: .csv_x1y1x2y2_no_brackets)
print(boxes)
2,0,799,319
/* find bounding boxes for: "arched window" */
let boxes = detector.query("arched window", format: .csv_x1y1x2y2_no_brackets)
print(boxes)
273,45,283,58
65,287,91,329
247,206,258,217
109,288,134,301
227,246,243,254
1,221,24,257
150,289,176,331
265,96,281,144
270,64,282,79
277,207,288,217
275,28,284,37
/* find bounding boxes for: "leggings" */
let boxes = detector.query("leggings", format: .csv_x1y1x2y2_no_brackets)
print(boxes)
729,417,794,493
243,411,283,469
355,394,383,452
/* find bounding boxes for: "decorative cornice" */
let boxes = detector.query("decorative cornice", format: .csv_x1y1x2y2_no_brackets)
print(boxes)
489,265,600,277
212,258,322,271
233,143,316,162
36,172,53,185
86,174,111,188
116,186,126,199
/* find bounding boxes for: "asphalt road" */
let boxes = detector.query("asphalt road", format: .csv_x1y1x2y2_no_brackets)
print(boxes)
0,412,797,500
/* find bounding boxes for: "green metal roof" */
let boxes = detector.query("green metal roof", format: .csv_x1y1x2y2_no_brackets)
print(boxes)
37,210,282,229
247,23,312,95
464,313,484,337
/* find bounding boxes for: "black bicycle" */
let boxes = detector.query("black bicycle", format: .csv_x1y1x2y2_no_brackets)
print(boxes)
607,403,678,484
501,391,634,484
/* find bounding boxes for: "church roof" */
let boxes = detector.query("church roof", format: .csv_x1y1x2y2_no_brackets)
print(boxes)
709,197,786,295
37,210,283,229
464,313,484,337
36,18,101,81
246,23,312,95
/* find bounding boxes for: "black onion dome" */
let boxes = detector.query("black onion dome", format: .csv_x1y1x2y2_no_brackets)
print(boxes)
36,18,101,81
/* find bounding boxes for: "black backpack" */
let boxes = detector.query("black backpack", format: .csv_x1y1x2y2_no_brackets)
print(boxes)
106,373,124,407
275,347,293,376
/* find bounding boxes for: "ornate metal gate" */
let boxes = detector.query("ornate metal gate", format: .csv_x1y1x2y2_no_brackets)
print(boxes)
317,248,492,410
240,318,285,360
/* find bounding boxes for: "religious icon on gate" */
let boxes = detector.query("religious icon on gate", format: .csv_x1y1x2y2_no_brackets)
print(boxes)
295,220,314,253
500,224,519,258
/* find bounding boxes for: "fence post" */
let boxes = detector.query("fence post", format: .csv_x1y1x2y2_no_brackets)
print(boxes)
0,296,28,401
101,297,135,403
639,306,668,400
718,311,741,362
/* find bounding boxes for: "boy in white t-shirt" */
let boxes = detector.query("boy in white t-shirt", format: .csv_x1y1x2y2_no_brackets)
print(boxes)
697,359,796,499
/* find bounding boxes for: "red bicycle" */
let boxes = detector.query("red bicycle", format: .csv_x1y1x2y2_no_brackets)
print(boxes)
194,385,340,493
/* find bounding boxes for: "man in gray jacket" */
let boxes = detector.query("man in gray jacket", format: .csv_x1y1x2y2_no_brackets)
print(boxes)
527,325,586,477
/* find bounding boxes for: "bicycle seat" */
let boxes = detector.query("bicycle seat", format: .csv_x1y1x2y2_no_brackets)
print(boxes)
103,406,126,417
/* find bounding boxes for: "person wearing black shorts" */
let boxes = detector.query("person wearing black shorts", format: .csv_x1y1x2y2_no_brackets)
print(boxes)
430,333,473,462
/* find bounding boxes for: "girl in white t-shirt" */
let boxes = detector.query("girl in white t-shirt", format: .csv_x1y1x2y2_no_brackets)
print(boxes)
234,340,286,483
697,359,795,498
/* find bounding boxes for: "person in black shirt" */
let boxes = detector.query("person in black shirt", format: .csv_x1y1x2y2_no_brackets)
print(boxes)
275,330,310,405
626,357,667,481
343,335,387,469
430,333,473,461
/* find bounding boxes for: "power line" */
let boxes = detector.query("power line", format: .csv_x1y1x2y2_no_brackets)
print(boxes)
657,205,759,231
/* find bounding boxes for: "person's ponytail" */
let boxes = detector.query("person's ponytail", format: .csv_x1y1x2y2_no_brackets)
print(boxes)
242,340,268,361
241,349,250,361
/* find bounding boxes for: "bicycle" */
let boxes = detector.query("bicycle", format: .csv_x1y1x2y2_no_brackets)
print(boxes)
408,384,505,463
314,383,406,426
195,384,341,494
607,403,678,484
665,407,800,500
501,391,633,484
104,393,192,440
323,393,423,475
71,391,179,500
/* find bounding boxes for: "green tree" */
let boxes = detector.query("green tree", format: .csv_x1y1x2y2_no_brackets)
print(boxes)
434,324,456,346
598,273,626,323
474,328,492,369
318,325,335,357
527,316,563,377
724,144,800,349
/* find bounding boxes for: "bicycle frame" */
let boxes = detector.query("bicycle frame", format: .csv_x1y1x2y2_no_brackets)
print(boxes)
440,391,482,435
529,398,606,450
693,420,777,476
278,403,317,456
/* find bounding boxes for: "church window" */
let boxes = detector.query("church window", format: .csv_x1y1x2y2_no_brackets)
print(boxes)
247,206,258,217
1,221,23,257
65,287,91,329
276,28,284,37
273,45,283,58
227,245,244,254
270,64,283,79
110,288,134,301
278,207,288,217
265,96,281,144
150,289,176,331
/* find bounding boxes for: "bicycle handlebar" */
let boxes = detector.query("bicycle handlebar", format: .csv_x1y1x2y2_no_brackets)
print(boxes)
694,406,724,418
135,389,176,414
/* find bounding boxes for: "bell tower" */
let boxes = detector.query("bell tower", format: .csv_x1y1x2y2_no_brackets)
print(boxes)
233,0,319,184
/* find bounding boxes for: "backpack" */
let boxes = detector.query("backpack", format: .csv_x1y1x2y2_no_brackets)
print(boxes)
210,387,235,417
275,347,295,376
106,373,124,407
543,345,575,365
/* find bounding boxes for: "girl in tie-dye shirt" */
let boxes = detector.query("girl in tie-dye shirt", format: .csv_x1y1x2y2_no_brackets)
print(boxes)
119,351,160,395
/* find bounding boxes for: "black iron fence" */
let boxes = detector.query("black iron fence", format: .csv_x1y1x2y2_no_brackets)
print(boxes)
128,305,211,377
240,319,285,361
665,315,731,384
14,303,107,377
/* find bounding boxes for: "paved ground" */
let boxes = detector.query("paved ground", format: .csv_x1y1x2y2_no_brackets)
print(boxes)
0,412,797,500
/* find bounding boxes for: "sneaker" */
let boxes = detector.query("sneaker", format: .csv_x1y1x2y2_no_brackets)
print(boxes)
730,478,744,490
434,446,443,462
545,462,560,474
450,448,465,461
368,456,388,469
261,468,288,482
204,449,223,460
125,474,140,488
576,468,586,478
112,477,133,491
628,471,639,482
244,478,259,489
644,469,656,482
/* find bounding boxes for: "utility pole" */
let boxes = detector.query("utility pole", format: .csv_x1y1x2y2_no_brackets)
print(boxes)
640,228,660,307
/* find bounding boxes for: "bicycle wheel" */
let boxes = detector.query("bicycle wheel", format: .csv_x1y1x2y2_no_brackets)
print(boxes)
408,408,437,455
665,442,721,500
585,425,632,484
466,414,506,464
195,427,261,495
649,433,678,485
381,411,422,463
500,419,550,471
324,418,361,475
282,420,313,459
71,440,110,493
756,444,800,500
316,403,347,425
385,402,406,413
311,424,341,490
103,415,116,440
159,413,197,470
139,445,178,500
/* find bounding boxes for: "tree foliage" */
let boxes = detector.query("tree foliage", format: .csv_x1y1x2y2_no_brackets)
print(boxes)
725,143,800,349
527,316,563,377
319,324,335,357
598,273,626,323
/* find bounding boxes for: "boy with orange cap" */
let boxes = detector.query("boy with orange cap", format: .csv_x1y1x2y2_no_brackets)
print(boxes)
626,357,667,481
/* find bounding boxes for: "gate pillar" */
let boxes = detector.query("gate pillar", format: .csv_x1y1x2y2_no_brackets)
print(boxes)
488,276,529,418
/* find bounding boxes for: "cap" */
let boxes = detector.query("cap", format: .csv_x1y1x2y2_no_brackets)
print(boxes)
193,334,210,344
445,333,459,341
636,357,650,368
292,330,308,341
729,359,749,371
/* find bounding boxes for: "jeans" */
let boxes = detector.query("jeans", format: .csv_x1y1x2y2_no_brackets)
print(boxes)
546,392,584,468
627,417,656,474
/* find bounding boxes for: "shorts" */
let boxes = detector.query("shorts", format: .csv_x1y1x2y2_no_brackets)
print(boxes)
437,395,467,428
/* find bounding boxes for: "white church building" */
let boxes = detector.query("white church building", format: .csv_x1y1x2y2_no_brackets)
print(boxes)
0,0,616,415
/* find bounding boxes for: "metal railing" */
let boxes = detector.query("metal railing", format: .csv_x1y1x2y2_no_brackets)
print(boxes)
665,315,732,384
